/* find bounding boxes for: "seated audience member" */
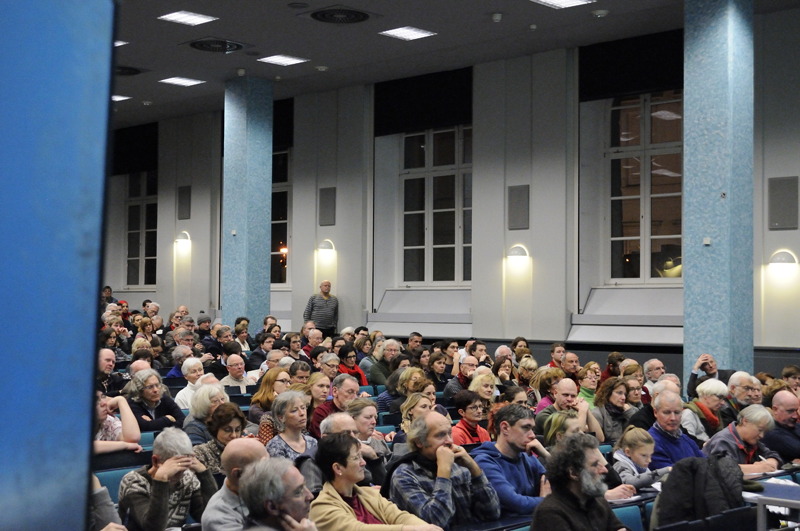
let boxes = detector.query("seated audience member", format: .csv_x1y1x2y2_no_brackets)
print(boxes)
387,411,501,529
782,364,800,400
390,393,434,460
688,353,736,399
441,339,461,374
750,375,764,404
348,398,393,466
90,473,125,531
546,342,566,369
389,367,426,413
185,383,229,445
469,372,498,410
543,410,582,451
703,404,783,473
201,438,268,531
299,412,387,495
621,363,648,405
219,354,256,393
118,427,217,531
718,371,758,428
559,351,581,386
600,351,625,383
404,332,424,355
761,379,792,408
251,367,292,425
266,391,318,460
410,346,431,371
127,369,185,432
239,458,316,531
425,352,453,392
491,353,517,387
612,426,670,489
530,433,627,530
472,404,549,516
355,335,376,372
625,379,680,432
310,433,436,531
376,371,403,415
97,348,127,397
337,345,368,386
681,378,728,446
165,344,192,379
643,358,666,396
248,332,273,372
410,378,448,420
537,379,604,442
290,360,312,384
309,374,361,439
94,390,142,454
577,365,599,408
487,386,529,436
623,375,644,410
174,357,206,409
516,354,539,405
193,403,247,475
649,390,704,469
762,390,800,463
452,390,491,445
533,367,566,414
369,339,401,386
444,355,478,400
590,377,636,446
307,373,331,426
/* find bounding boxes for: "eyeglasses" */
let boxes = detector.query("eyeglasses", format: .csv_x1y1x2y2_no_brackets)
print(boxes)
742,386,758,393
210,396,226,405
344,355,357,360
275,379,291,385
324,363,339,369
143,384,160,391
466,404,485,411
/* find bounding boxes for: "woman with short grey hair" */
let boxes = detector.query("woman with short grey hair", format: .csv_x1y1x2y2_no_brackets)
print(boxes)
184,383,228,445
681,378,728,444
703,404,783,474
266,391,318,460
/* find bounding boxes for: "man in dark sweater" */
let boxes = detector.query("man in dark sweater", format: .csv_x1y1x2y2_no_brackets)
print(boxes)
531,433,626,531
687,353,736,399
762,390,800,464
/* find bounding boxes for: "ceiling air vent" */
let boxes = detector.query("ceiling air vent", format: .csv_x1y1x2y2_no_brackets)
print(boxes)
115,66,144,76
299,5,380,24
186,37,249,54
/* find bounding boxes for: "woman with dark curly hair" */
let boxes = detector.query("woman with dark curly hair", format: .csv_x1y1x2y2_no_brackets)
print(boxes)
192,402,246,475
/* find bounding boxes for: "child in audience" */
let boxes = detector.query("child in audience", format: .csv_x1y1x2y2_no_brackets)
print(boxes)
612,426,670,489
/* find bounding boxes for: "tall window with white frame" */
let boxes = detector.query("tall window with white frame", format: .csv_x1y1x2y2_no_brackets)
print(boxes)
271,150,290,284
126,171,158,286
402,126,472,285
608,90,682,282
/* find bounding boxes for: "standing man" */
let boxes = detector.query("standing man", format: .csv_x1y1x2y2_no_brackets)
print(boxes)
303,280,339,339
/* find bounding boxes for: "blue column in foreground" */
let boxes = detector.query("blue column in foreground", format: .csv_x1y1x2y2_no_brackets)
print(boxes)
222,77,273,323
684,0,754,381
0,1,114,528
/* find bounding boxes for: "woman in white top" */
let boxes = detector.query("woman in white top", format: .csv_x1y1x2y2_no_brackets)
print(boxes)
174,358,207,409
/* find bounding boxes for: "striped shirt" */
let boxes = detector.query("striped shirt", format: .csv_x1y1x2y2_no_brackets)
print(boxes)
303,293,339,329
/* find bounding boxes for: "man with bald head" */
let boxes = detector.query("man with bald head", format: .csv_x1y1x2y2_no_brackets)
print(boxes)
625,379,681,432
534,379,604,440
220,354,256,393
443,355,478,400
648,390,704,469
96,348,127,396
762,390,800,464
202,438,268,531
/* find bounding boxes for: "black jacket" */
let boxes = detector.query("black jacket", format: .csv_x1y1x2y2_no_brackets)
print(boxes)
127,395,186,432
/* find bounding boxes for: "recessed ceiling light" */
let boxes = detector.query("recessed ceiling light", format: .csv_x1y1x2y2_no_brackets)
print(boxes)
379,26,437,41
529,0,595,8
158,11,218,26
159,77,206,87
257,55,310,66
114,40,128,47
111,95,131,101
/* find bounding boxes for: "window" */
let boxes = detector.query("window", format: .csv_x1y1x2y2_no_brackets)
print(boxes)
126,171,158,286
608,91,682,282
401,127,472,284
271,151,290,284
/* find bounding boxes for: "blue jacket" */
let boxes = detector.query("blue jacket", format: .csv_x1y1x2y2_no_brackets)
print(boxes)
471,441,546,516
648,424,704,469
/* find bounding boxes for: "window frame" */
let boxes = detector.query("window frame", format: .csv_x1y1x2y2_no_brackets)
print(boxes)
603,92,683,285
398,126,472,287
271,149,292,287
125,171,158,288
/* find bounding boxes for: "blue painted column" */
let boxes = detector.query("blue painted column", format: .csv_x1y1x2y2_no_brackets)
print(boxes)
684,0,754,382
0,1,114,528
222,78,273,323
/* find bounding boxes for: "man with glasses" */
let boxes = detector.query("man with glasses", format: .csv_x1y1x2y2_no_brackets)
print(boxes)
443,355,479,400
718,371,758,429
309,374,360,438
643,358,666,395
473,404,550,517
369,339,401,386
220,354,256,393
762,390,800,464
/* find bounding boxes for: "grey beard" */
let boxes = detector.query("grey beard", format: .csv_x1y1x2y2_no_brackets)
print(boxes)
580,468,608,498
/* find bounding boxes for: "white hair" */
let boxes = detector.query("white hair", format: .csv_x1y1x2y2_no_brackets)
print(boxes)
277,356,294,368
149,302,160,309
738,404,774,430
653,389,681,410
320,352,339,365
728,371,752,391
181,357,202,376
320,412,352,436
643,359,661,374
495,345,512,358
153,427,192,460
173,345,192,363
190,383,228,420
696,378,728,398
240,458,294,520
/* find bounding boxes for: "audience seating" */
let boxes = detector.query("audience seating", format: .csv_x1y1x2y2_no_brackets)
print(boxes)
162,377,186,386
139,431,157,447
375,385,386,395
654,520,706,531
94,449,153,471
704,506,756,531
157,367,171,376
375,426,394,435
359,385,373,396
645,501,655,528
245,384,258,394
378,412,401,427
96,466,139,504
612,505,645,531
224,386,242,396
228,394,250,407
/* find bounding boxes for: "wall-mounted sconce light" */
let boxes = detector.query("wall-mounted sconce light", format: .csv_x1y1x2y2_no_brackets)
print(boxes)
280,247,288,254
175,231,191,243
770,250,797,264
507,244,529,257
318,239,335,251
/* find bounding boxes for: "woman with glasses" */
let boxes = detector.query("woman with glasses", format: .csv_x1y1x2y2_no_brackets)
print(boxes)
193,402,246,475
250,367,292,423
310,433,433,531
337,344,368,386
127,368,186,432
266,391,318,460
624,376,644,410
577,365,599,409
184,383,229,445
452,390,491,445
681,378,728,445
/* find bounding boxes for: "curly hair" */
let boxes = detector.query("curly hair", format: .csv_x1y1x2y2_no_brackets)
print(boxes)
545,432,599,491
207,402,246,438
594,376,627,408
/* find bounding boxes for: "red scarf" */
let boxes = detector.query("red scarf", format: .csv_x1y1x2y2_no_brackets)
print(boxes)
729,424,757,464
457,372,471,390
694,400,720,431
339,363,367,386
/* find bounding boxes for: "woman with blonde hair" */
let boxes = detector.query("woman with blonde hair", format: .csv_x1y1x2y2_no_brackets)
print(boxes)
306,372,331,426
249,367,291,423
389,367,426,413
622,363,650,404
612,426,670,488
391,393,434,459
469,372,497,414
577,365,599,408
